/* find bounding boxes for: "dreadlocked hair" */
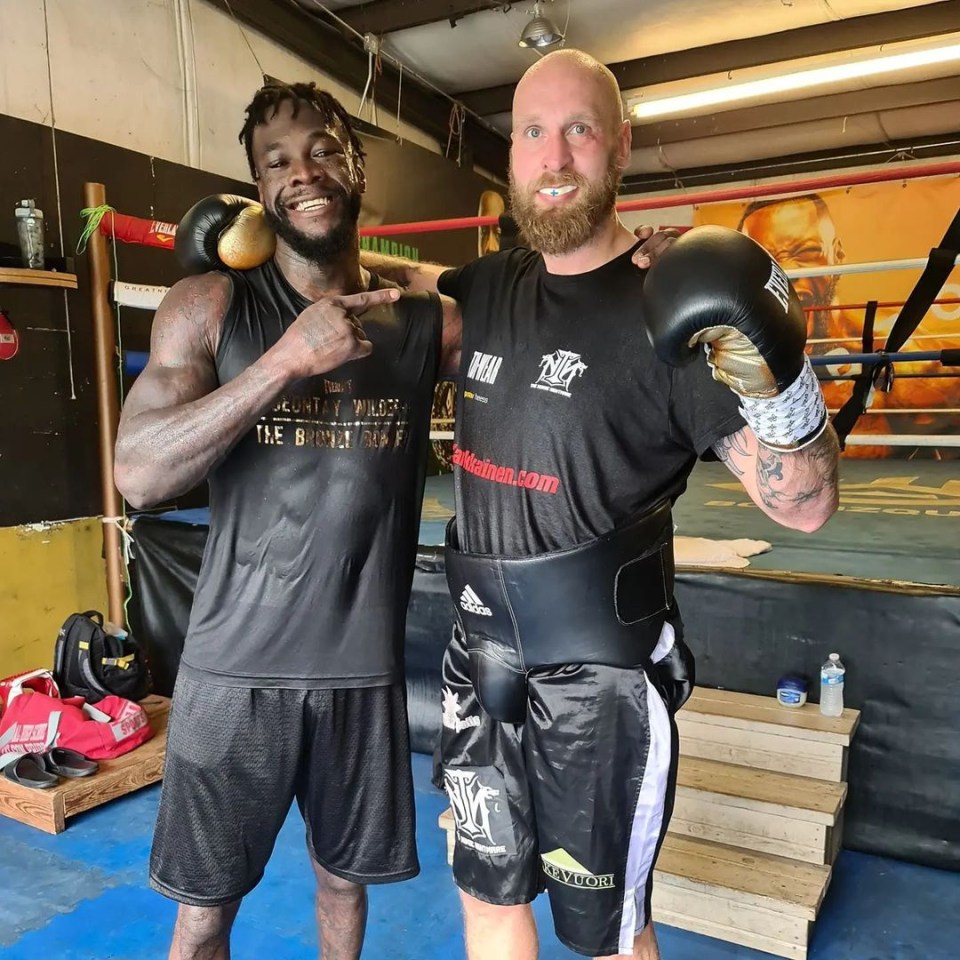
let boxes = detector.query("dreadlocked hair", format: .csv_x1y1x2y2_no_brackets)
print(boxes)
239,80,366,179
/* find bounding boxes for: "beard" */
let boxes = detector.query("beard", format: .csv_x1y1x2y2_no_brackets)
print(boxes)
795,273,840,309
508,154,622,256
263,188,361,263
796,275,840,340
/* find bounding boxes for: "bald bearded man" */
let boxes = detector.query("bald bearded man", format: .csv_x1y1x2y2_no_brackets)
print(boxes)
365,49,840,960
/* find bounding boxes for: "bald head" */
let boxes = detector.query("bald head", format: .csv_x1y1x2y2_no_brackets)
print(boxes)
514,49,623,131
508,48,630,258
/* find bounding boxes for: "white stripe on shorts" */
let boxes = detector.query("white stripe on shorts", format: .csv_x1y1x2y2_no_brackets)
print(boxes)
618,622,676,954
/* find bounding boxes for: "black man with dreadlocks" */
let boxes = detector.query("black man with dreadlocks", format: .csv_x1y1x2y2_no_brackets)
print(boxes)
113,82,462,960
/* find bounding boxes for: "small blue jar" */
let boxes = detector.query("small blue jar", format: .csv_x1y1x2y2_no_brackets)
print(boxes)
776,674,809,708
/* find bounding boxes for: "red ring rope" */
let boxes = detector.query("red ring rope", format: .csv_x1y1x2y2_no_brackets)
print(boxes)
617,160,960,213
803,297,960,314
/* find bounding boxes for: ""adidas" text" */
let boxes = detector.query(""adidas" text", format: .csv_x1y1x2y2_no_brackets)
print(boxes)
460,584,492,616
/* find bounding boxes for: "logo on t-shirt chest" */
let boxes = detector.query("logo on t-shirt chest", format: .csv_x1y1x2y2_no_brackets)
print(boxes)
531,348,588,398
464,350,504,404
254,378,412,450
467,351,503,385
463,344,591,406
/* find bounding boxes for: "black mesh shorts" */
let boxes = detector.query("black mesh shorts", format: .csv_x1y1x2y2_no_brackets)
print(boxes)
438,625,692,958
150,676,419,906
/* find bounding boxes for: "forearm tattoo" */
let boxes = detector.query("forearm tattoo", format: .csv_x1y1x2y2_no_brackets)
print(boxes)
756,428,839,511
714,425,839,514
713,430,749,476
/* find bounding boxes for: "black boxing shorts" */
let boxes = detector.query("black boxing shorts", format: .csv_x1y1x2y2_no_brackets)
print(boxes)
438,620,693,957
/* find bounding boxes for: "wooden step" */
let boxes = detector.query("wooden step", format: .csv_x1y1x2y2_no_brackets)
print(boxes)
653,835,832,960
655,835,831,920
678,688,860,782
669,799,843,866
677,756,846,824
671,756,846,863
654,898,810,960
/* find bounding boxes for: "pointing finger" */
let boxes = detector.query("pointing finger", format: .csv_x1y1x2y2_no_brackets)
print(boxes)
335,287,400,316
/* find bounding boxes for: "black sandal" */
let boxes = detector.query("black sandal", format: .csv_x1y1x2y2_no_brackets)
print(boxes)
3,753,59,789
42,748,99,778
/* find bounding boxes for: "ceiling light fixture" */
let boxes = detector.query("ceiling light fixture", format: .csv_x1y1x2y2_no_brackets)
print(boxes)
630,40,960,120
519,1,564,49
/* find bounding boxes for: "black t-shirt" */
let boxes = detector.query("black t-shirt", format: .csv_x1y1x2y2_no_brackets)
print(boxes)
438,243,745,557
180,261,442,687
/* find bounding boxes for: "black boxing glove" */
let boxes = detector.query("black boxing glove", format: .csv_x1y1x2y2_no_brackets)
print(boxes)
175,194,275,274
643,224,827,451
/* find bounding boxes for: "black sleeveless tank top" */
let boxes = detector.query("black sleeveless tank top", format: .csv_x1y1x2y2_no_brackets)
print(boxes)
179,260,441,688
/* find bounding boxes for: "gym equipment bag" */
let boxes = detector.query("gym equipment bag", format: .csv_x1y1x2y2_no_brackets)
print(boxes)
53,611,151,704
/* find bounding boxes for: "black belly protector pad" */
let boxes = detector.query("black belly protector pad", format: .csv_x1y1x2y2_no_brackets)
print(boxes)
444,500,675,723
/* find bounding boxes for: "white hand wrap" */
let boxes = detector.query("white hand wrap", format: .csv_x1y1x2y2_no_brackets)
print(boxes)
738,356,828,451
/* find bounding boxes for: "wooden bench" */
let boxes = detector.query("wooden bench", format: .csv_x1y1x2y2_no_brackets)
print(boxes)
677,687,860,782
653,835,832,960
0,695,170,834
671,755,847,864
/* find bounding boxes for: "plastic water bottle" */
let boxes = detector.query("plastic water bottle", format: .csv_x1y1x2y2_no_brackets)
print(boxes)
819,653,845,717
15,200,45,269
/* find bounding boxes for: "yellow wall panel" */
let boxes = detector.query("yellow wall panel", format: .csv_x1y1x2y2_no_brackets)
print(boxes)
0,518,110,677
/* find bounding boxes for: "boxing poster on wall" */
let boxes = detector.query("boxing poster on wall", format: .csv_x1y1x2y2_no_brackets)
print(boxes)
693,175,960,458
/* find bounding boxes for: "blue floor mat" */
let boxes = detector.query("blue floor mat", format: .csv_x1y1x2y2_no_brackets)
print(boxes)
2,753,959,959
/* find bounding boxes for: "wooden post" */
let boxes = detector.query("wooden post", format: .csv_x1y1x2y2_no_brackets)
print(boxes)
83,181,126,627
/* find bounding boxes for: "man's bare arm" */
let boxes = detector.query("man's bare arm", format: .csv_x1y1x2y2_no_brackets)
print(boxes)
363,225,677,290
114,274,294,509
359,255,462,372
361,251,449,295
114,275,390,509
713,424,840,532
439,295,463,377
